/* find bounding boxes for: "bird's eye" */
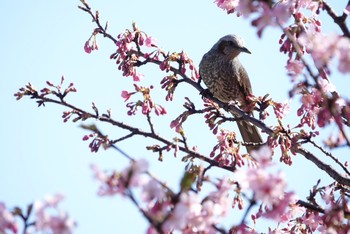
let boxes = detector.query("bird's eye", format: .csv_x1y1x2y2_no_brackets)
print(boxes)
228,41,234,46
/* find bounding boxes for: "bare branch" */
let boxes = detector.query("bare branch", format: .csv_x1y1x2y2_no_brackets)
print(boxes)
309,139,350,176
322,0,350,38
295,147,350,186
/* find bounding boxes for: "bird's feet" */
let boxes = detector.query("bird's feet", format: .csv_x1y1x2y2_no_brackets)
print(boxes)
200,88,213,99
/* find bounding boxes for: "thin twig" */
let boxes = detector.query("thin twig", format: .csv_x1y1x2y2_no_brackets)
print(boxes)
296,147,350,186
110,133,135,144
146,114,156,134
239,196,256,226
126,188,164,233
322,0,350,38
309,139,350,176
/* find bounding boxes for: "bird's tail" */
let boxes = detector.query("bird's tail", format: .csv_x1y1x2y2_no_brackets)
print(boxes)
236,119,263,153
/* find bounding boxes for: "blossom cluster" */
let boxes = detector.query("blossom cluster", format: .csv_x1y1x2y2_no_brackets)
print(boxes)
84,33,99,54
161,178,233,233
235,146,304,225
203,98,224,135
215,0,319,37
91,159,236,233
0,202,18,233
85,22,200,105
82,132,110,153
0,194,75,234
215,0,350,79
299,32,350,74
113,27,157,81
296,79,349,131
96,23,201,88
121,84,167,116
210,129,245,167
33,194,76,234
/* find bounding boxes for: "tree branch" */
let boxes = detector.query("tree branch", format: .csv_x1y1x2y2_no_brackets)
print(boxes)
295,147,350,186
322,0,350,38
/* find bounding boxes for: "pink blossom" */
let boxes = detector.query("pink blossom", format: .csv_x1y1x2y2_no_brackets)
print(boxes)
300,89,322,115
252,2,291,37
170,117,182,133
336,37,350,73
140,179,165,202
273,100,291,120
145,36,157,47
91,164,126,196
279,197,305,222
317,108,332,128
214,0,239,14
286,59,304,79
290,0,319,14
206,177,233,217
250,145,273,167
121,90,133,102
132,71,144,82
301,211,323,231
154,104,167,116
34,194,76,234
0,202,18,233
235,0,257,17
211,129,244,167
91,159,149,196
84,37,98,54
84,40,92,54
162,193,202,232
161,179,233,233
263,192,299,222
318,78,336,93
236,166,287,207
142,101,151,115
298,32,339,69
126,158,149,187
90,164,108,182
335,97,346,110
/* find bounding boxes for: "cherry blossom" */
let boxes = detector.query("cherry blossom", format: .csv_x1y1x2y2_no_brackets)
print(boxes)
250,145,273,167
91,159,149,196
214,0,240,14
122,84,167,116
210,129,245,167
299,32,339,70
251,2,291,37
144,36,157,48
162,179,233,233
272,100,291,120
84,36,99,54
286,59,304,79
298,31,350,75
235,146,299,223
121,90,133,102
34,194,76,234
162,193,202,232
0,202,18,234
336,36,350,73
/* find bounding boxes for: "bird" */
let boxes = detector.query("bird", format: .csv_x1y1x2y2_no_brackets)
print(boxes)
199,34,263,153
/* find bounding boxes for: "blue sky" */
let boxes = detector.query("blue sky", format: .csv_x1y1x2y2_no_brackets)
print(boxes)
1,0,349,233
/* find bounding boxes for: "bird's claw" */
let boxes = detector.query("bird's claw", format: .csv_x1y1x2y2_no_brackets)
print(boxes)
200,88,213,99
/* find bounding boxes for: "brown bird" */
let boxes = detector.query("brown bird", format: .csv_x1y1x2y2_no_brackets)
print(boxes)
199,34,263,153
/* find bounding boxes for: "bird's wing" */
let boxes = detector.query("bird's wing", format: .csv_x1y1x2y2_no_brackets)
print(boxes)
237,63,252,95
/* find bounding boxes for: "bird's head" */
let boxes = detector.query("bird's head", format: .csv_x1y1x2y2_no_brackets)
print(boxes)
213,34,251,59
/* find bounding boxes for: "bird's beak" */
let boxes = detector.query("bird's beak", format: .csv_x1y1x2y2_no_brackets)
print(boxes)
240,47,251,54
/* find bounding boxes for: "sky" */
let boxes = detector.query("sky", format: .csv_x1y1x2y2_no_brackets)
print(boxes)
1,0,349,233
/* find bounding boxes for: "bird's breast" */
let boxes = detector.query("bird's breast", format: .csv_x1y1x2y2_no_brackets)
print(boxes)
199,53,242,103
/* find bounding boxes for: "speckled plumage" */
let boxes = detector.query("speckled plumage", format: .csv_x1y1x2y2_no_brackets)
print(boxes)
199,34,263,152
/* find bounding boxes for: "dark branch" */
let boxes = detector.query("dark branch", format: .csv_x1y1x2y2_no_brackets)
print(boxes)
322,0,350,38
295,147,350,186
